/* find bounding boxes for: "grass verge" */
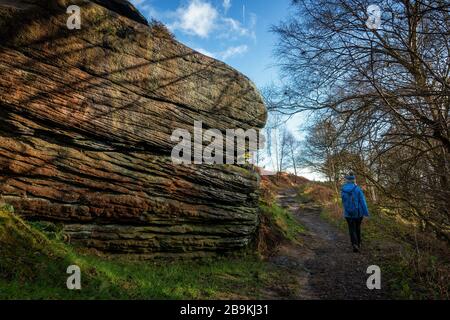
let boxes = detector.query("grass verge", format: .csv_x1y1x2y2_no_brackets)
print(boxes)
0,204,292,300
259,203,305,243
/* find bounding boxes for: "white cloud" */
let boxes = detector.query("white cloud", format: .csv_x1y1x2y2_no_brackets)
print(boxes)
194,48,216,58
222,17,255,39
223,0,231,13
219,45,248,60
166,0,256,40
170,0,218,38
194,45,249,61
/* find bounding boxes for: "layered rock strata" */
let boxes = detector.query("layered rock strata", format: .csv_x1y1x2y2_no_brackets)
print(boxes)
0,0,266,257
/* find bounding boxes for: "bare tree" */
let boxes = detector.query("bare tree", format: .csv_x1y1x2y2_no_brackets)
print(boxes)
284,131,302,176
272,0,450,240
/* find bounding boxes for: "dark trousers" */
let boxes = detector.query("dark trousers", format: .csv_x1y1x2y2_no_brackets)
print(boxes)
345,217,363,247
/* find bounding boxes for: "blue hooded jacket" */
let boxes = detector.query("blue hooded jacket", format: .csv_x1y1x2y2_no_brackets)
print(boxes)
341,182,369,218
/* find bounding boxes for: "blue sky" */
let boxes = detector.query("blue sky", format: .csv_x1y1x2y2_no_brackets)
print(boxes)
130,0,318,179
130,0,291,88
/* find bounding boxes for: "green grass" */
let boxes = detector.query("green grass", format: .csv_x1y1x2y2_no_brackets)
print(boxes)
0,204,289,300
259,202,305,242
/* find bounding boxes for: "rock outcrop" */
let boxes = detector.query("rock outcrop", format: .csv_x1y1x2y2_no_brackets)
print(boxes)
0,0,267,257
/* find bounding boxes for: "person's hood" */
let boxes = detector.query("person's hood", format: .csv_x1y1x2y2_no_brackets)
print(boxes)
342,183,357,192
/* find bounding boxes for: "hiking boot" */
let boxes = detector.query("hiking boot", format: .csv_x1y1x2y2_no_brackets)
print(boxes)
352,244,360,253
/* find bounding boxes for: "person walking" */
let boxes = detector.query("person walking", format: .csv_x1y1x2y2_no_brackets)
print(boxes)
341,172,369,252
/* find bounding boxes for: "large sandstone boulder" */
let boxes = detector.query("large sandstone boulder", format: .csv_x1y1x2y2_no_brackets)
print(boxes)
0,0,267,257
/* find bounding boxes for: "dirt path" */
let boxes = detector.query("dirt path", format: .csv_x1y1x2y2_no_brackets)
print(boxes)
268,188,391,300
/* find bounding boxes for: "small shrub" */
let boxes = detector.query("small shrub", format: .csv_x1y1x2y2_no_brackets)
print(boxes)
149,19,174,39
